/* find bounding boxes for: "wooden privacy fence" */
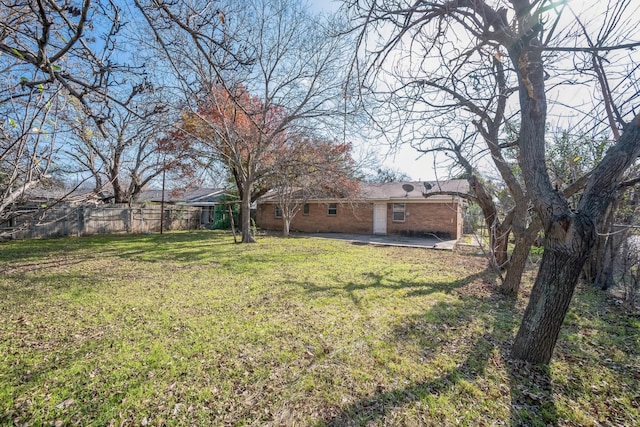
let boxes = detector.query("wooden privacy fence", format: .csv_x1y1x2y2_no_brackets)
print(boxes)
5,204,202,240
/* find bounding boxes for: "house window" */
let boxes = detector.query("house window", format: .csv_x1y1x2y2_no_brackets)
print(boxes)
392,203,405,222
327,203,337,216
275,205,282,218
303,203,310,215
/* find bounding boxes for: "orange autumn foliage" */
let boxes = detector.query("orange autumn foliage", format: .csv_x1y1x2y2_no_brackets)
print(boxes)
174,84,287,178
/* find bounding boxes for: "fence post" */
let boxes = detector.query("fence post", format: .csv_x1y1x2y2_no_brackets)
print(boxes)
77,206,84,237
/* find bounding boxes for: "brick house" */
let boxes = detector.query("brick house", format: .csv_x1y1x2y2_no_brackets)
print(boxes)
255,180,469,239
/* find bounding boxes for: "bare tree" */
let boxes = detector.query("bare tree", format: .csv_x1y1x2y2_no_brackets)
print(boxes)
136,0,353,243
0,1,130,117
348,2,540,296
348,0,640,363
65,82,187,204
363,166,410,183
0,0,124,226
0,82,62,227
569,9,640,290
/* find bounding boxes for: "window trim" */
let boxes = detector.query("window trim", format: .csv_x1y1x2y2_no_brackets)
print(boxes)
274,205,282,218
327,203,337,216
392,203,405,222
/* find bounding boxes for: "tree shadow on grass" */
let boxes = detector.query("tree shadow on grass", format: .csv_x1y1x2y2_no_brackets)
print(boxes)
0,230,231,264
290,269,491,302
343,270,491,296
321,287,559,426
0,256,88,276
287,269,492,311
354,271,486,309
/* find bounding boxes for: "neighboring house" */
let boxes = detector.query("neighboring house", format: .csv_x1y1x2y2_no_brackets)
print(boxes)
256,180,469,240
1,186,99,233
136,188,234,226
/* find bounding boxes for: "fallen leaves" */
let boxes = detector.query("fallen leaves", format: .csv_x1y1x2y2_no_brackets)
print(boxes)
55,398,75,409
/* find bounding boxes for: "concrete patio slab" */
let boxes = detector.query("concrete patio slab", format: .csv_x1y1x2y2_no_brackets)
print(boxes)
299,232,458,250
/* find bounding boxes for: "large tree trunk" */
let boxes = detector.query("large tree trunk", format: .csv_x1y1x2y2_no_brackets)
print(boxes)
499,239,528,297
501,228,538,297
500,217,541,297
511,245,589,363
113,180,125,204
511,214,595,363
507,30,584,363
512,114,640,364
491,222,510,269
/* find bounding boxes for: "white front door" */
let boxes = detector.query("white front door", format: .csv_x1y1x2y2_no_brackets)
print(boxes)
373,203,387,235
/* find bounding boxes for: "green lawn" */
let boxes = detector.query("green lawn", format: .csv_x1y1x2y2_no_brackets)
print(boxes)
0,231,638,426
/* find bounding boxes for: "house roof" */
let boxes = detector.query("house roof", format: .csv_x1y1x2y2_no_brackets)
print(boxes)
19,186,234,206
258,179,470,203
21,186,108,205
136,188,232,205
358,180,469,201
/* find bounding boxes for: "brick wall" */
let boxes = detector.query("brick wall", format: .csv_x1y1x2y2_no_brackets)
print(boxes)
256,202,373,233
387,202,461,239
257,200,463,239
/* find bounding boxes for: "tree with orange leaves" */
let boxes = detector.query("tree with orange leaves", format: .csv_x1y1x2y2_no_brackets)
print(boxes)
172,84,287,243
